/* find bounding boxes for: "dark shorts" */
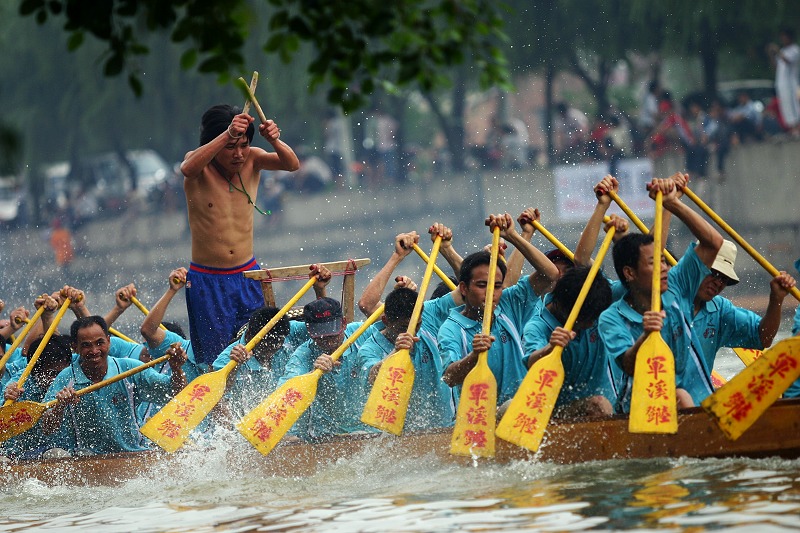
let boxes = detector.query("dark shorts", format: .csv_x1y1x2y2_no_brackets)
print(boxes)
186,257,263,366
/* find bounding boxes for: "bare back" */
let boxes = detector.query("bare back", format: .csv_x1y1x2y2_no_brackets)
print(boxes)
184,148,266,267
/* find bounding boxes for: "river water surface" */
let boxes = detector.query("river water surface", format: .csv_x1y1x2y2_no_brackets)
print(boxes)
1,347,799,532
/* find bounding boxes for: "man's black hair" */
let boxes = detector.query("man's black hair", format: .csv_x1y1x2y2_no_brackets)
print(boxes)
550,266,612,325
612,233,654,289
430,277,457,300
199,104,255,146
162,321,187,340
459,250,507,286
246,306,290,341
28,334,72,371
70,316,109,343
384,287,418,321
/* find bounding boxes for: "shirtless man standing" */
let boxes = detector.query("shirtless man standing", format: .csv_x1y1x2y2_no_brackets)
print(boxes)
181,104,299,367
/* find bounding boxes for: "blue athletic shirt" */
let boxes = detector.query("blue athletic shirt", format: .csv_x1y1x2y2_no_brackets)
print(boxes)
438,275,540,406
523,293,617,410
598,244,715,412
44,356,174,454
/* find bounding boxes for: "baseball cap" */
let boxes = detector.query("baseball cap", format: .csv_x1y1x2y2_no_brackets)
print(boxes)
545,249,574,267
710,239,739,285
303,297,344,337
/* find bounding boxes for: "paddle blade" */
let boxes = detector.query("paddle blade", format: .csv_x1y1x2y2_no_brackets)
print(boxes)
361,349,416,435
450,354,497,457
238,371,320,455
139,368,231,452
0,401,48,442
702,337,800,440
629,333,678,434
733,347,762,367
496,351,564,452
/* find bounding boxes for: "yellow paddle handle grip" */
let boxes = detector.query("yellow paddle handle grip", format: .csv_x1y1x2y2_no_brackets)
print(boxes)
683,187,800,303
0,306,46,376
651,191,663,313
407,237,442,333
125,295,167,332
608,191,677,267
109,327,137,344
531,221,574,262
12,298,72,394
483,227,501,335
412,243,456,290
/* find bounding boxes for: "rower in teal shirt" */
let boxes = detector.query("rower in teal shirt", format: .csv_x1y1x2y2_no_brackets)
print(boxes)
784,257,800,399
39,316,187,454
279,298,379,439
523,268,615,416
358,288,455,431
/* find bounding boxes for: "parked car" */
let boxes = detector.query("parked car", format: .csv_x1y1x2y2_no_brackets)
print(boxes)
717,79,775,112
126,149,172,193
0,177,28,226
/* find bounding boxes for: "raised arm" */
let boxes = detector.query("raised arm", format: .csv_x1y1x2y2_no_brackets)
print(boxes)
252,119,300,172
502,209,536,288
104,283,136,327
649,176,722,267
759,272,797,347
181,113,254,179
357,231,419,316
141,269,186,348
430,222,463,279
575,176,618,267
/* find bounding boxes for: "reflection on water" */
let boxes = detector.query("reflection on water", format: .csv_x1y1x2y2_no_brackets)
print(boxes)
1,435,799,532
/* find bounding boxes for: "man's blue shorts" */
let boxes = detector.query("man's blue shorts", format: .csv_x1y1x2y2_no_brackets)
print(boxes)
186,257,264,366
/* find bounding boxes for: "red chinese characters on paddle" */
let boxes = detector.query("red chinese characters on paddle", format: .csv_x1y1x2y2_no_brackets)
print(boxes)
188,383,211,403
462,382,491,448
642,355,673,424
722,391,753,421
246,387,305,443
511,366,562,436
156,419,182,439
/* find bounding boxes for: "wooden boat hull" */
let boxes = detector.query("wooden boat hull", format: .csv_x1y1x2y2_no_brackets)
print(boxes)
4,399,800,486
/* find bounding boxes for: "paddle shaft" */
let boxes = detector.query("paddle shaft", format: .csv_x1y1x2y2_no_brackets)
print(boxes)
608,191,677,267
407,238,443,332
651,191,663,313
533,216,612,265
0,306,45,375
43,352,175,410
565,228,616,331
412,243,456,291
3,299,71,407
129,296,167,331
245,276,317,352
237,77,267,123
683,186,800,302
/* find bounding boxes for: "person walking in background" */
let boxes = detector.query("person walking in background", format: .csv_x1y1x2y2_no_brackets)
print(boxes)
769,28,800,134
49,218,74,272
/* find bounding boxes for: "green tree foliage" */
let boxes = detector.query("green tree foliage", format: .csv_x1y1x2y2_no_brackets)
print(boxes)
18,0,512,113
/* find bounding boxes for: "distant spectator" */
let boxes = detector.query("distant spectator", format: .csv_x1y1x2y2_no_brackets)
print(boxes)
49,218,74,272
727,91,762,143
638,80,660,133
499,118,530,170
707,99,732,179
768,28,800,134
647,92,693,157
684,97,716,179
762,96,788,135
554,102,589,162
323,109,347,187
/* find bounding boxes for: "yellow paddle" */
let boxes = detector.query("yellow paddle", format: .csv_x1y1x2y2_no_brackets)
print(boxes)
733,347,762,366
0,303,46,376
412,243,456,290
129,296,167,332
496,226,616,451
682,187,800,303
629,190,678,434
238,305,385,455
140,276,318,453
450,226,500,458
703,336,800,440
2,298,72,408
237,76,268,124
608,190,678,266
362,236,443,434
0,349,177,443
531,221,575,260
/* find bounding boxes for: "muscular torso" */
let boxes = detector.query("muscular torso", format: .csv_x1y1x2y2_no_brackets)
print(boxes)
184,151,265,267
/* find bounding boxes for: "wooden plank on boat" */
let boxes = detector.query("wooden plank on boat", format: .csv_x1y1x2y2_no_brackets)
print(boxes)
4,399,799,486
243,259,371,281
